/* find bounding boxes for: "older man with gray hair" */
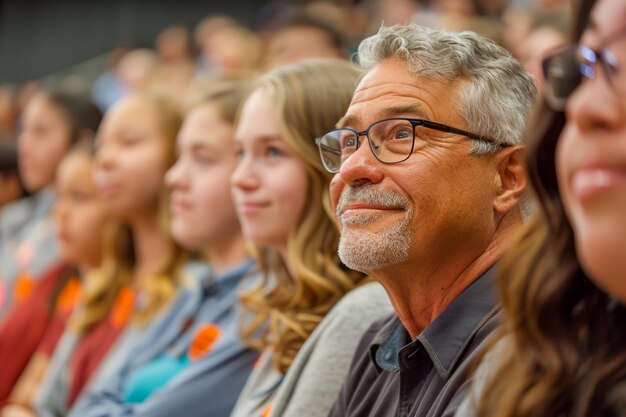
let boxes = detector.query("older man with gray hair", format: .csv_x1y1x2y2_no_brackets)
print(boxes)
315,24,536,417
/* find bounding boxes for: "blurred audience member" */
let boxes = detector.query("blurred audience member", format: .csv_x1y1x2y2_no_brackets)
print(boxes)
194,15,238,75
0,91,101,317
116,49,159,97
32,92,189,417
91,46,131,111
373,0,422,26
0,145,107,416
0,85,18,142
153,27,196,101
0,143,26,213
204,25,261,76
473,0,507,18
262,11,347,70
72,78,257,417
410,0,504,45
155,26,192,65
519,25,567,92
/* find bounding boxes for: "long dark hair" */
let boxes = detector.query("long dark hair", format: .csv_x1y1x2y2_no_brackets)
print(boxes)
475,0,626,416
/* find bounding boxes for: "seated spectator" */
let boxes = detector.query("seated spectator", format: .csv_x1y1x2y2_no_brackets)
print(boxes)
0,91,102,317
313,24,536,417
0,84,18,142
230,60,393,417
203,26,261,76
0,144,108,415
0,142,26,213
32,92,190,417
152,26,196,102
455,0,626,415
519,25,567,92
262,11,347,70
116,49,159,97
193,15,237,75
70,78,258,417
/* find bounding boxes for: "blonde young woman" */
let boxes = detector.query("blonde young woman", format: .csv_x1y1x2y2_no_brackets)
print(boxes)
229,59,393,417
31,92,192,417
71,78,260,417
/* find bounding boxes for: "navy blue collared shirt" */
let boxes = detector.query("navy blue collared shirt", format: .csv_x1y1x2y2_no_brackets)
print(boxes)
328,266,500,417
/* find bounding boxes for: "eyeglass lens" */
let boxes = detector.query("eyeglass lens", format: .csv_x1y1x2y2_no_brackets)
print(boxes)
544,35,626,111
318,119,425,172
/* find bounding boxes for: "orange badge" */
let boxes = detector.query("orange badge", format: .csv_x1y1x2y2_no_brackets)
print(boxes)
56,277,81,314
188,323,222,361
261,403,273,417
109,287,135,329
13,273,36,303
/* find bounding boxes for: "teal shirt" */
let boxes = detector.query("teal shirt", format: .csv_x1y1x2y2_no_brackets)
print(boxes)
123,354,190,403
71,259,260,417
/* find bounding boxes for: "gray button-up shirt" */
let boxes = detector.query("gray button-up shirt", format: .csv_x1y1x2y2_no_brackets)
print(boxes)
328,266,500,417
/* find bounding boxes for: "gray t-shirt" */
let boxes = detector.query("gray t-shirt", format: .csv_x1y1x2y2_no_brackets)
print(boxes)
230,281,393,417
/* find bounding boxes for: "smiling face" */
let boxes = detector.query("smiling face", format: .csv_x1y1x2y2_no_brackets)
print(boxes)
166,103,241,251
231,89,310,254
556,0,626,301
18,94,73,193
54,152,106,268
94,95,169,223
330,59,504,276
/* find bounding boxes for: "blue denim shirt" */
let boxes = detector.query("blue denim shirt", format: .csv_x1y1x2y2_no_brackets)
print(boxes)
69,259,260,417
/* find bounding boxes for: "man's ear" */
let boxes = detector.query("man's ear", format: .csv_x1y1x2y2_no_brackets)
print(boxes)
494,145,527,215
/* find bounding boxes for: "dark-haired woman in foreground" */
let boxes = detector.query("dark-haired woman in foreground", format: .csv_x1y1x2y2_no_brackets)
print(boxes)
456,0,626,416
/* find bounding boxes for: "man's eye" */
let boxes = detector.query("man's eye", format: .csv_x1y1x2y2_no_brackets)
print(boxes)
393,129,412,139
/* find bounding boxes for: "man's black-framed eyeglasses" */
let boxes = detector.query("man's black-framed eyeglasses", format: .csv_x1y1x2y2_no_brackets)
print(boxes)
542,30,626,111
315,117,499,173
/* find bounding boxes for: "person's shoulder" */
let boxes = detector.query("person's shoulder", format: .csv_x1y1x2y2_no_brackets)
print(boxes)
333,281,391,312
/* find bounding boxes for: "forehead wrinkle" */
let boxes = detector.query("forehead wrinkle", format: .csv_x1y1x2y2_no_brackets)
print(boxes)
350,79,425,105
342,95,437,130
383,103,428,119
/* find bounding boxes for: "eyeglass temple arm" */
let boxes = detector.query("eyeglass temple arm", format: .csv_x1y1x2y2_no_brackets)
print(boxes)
419,120,497,143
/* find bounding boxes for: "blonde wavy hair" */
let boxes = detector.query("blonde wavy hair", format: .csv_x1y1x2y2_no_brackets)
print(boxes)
239,60,368,374
73,92,188,332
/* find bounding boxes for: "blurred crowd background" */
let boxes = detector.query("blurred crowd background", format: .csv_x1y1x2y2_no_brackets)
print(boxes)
0,0,570,145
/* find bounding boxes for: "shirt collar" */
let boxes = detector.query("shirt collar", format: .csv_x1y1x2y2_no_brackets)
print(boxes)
371,265,499,378
201,258,257,295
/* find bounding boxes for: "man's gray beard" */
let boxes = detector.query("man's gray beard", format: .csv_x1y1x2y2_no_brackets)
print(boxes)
337,185,412,273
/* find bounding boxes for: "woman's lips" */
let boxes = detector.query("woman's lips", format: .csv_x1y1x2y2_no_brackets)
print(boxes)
97,183,120,198
170,199,192,214
570,166,626,199
238,201,270,214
